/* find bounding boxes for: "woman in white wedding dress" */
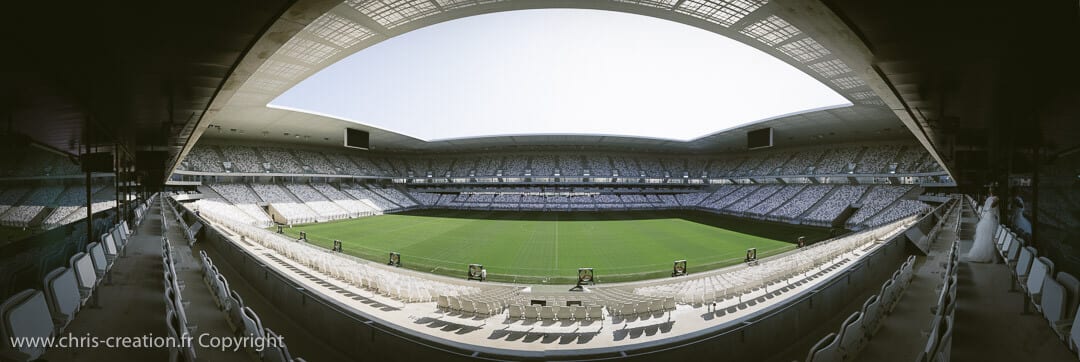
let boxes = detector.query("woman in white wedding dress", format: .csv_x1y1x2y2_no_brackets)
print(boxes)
966,190,1000,263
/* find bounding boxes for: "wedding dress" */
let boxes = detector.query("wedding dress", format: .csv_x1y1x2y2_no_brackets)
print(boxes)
966,196,999,263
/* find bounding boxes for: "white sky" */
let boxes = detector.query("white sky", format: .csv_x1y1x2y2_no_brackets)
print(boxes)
269,9,851,142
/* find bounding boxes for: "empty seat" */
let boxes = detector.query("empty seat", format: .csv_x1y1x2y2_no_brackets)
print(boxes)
523,305,540,320
880,279,897,313
1058,273,1080,323
474,301,491,315
228,290,246,334
861,295,882,337
1068,303,1080,356
997,232,1011,257
540,306,556,320
1043,277,1069,332
621,302,636,316
508,305,523,319
934,316,954,362
111,227,126,251
1027,257,1055,311
166,309,196,362
571,305,586,320
101,234,119,262
918,315,944,362
587,305,604,320
87,242,109,278
0,290,54,361
242,307,265,341
1014,247,1036,284
42,267,80,333
806,332,839,362
1004,239,1023,266
838,311,865,361
214,274,231,309
69,252,97,302
436,295,449,310
261,328,292,362
556,305,572,320
460,300,476,314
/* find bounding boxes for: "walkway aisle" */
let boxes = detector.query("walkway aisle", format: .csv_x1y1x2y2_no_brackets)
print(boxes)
46,207,169,361
165,211,252,361
857,201,962,361
193,234,354,361
952,206,1074,361
45,201,250,361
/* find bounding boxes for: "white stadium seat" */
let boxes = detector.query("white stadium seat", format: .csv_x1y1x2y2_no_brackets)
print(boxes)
42,267,80,333
0,290,54,362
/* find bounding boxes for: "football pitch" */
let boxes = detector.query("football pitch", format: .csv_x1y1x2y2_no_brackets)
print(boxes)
279,209,833,284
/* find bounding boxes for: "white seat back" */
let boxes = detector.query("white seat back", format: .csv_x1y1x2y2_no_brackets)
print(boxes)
1041,277,1068,326
102,234,118,257
1005,239,1022,263
87,242,108,275
862,295,881,334
261,328,291,362
839,311,864,360
921,315,943,361
0,290,53,361
69,252,97,291
1057,272,1080,320
1027,257,1053,297
1015,247,1035,278
43,268,80,332
111,227,126,248
935,316,953,362
242,307,264,340
807,332,839,362
1069,303,1080,353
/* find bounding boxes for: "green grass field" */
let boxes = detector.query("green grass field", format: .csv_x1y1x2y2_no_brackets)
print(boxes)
279,209,833,284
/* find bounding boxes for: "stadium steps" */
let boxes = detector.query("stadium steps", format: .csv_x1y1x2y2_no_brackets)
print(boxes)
393,184,423,206
207,145,227,170
853,184,877,206
360,184,401,208
759,184,806,215
850,198,903,229
723,185,778,212
244,184,266,203
796,184,841,220
849,145,870,169
716,185,761,210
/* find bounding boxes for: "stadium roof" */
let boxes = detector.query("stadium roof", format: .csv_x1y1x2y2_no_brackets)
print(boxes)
266,9,854,142
183,0,944,166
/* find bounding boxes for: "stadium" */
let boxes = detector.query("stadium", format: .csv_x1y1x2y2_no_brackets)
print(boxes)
0,1,1078,362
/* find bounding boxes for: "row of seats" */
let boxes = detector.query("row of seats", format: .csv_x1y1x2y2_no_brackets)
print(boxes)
192,206,489,303
182,143,943,177
0,201,139,361
806,255,917,362
918,237,959,361
162,232,198,362
198,250,304,362
633,216,916,309
164,193,304,362
994,222,1080,359
507,304,606,321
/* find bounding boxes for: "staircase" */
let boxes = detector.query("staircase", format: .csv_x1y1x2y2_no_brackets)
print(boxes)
797,185,841,220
